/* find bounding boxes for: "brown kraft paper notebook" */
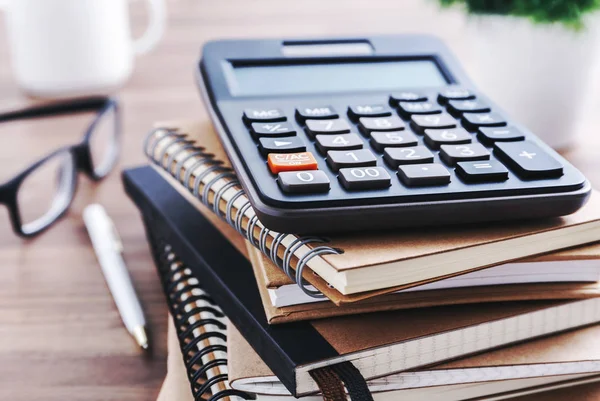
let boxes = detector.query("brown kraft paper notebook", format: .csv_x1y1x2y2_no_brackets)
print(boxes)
247,241,600,324
145,120,600,301
227,322,600,400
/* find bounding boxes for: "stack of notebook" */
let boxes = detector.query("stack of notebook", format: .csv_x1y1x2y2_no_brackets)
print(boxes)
125,120,600,401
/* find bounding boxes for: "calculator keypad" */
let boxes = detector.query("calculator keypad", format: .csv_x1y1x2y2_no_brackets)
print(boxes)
306,119,352,137
478,126,525,146
397,101,442,119
462,112,507,131
258,137,306,156
243,108,286,124
316,133,363,154
278,170,330,194
424,128,471,149
370,131,418,151
359,116,405,134
251,122,296,138
456,160,509,183
384,146,434,167
296,106,338,122
398,164,451,186
494,141,563,179
410,113,457,134
240,86,568,197
267,152,318,174
447,99,490,117
327,149,377,171
440,143,490,166
339,167,391,190
348,104,393,121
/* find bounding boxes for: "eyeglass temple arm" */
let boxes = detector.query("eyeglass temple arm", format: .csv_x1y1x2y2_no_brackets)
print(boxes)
0,96,113,123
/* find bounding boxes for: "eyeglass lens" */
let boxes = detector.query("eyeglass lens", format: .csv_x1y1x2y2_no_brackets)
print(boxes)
88,104,119,178
17,149,76,235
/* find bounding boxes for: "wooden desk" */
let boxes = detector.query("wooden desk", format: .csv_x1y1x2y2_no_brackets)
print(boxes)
0,1,598,400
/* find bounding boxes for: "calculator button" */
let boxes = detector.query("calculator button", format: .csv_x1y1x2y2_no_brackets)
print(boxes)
478,126,525,146
339,167,391,190
348,104,392,121
296,106,338,122
447,99,490,117
251,122,296,138
258,137,306,156
306,119,351,137
397,101,442,119
494,141,563,179
370,131,418,152
398,164,451,186
326,149,377,171
410,113,457,134
437,87,475,104
243,108,286,124
267,152,318,174
278,170,330,194
462,112,507,132
440,143,490,166
424,128,472,149
383,146,434,168
389,91,427,104
358,116,405,135
315,133,363,154
456,160,509,183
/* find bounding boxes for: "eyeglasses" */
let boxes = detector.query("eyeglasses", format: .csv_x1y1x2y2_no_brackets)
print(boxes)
0,97,120,237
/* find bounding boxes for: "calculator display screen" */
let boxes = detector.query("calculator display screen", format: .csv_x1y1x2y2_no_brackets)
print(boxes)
225,60,448,96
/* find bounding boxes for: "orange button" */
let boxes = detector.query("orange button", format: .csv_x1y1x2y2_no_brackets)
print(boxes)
267,152,318,174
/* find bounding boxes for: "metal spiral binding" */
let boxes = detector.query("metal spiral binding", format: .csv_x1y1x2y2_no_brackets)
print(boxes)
144,223,254,401
145,128,344,299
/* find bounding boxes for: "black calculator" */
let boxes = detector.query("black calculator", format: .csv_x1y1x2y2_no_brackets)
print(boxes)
197,35,591,234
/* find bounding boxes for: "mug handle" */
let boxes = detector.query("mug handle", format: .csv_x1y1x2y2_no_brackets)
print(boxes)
132,0,167,56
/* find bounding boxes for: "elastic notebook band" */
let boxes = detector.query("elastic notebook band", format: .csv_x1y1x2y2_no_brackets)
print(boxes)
330,362,374,401
309,367,347,401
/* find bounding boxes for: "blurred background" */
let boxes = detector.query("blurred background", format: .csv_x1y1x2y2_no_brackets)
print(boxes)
0,0,599,400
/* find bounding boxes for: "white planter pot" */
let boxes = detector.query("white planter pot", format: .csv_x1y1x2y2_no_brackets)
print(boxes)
466,15,600,150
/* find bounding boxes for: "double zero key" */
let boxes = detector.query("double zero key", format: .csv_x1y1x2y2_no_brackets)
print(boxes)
339,167,391,190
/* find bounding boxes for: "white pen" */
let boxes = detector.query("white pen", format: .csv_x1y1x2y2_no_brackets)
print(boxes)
83,204,149,350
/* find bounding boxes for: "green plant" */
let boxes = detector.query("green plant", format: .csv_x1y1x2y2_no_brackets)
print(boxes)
439,0,600,29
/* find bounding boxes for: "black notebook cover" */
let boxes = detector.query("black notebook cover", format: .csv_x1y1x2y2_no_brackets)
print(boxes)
123,166,341,395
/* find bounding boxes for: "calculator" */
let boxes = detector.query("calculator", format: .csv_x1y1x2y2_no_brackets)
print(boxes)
197,35,591,234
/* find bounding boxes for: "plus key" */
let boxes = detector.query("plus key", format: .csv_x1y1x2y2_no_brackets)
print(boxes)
494,141,563,179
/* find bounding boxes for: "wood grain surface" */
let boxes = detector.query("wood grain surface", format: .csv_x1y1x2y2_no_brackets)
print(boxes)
0,1,599,400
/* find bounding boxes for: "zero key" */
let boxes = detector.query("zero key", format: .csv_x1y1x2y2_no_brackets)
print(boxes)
494,141,563,179
278,170,330,194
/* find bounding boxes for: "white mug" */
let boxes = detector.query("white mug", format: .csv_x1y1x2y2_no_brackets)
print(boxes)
2,0,166,98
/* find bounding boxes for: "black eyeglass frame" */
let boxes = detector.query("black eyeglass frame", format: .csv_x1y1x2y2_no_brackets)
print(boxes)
0,97,120,237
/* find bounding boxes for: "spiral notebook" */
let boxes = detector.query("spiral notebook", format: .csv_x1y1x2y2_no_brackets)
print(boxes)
144,226,253,401
144,121,600,302
124,166,600,397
